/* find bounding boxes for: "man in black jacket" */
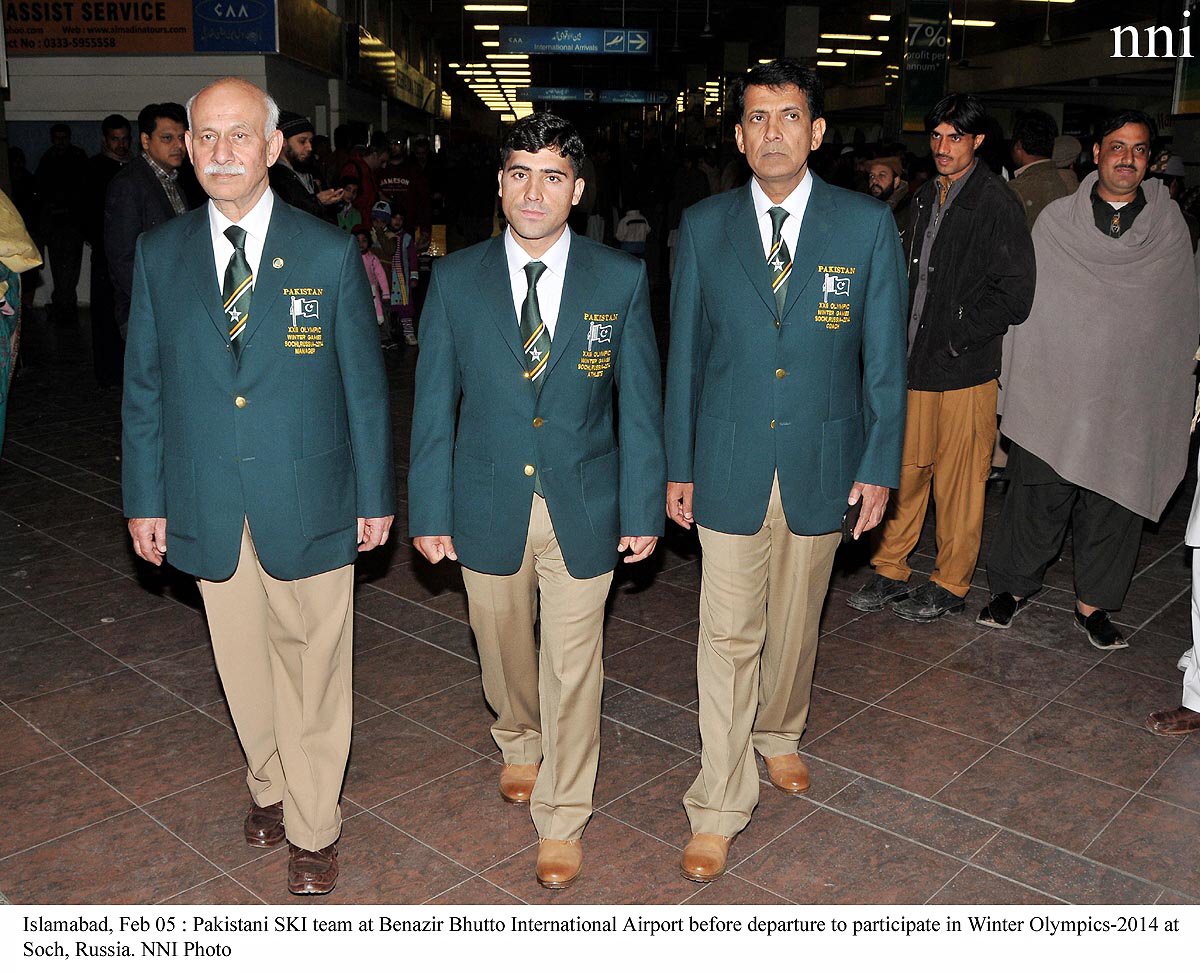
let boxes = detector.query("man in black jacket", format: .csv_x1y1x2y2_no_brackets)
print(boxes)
268,111,342,220
104,102,198,337
849,93,1035,621
84,114,131,388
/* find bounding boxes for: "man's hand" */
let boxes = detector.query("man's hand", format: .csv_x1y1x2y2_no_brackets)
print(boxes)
618,536,658,564
848,482,890,540
316,188,344,206
666,481,695,530
357,515,395,552
414,535,457,564
128,517,167,565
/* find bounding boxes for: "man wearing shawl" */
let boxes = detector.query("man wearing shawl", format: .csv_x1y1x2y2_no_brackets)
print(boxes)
979,111,1198,650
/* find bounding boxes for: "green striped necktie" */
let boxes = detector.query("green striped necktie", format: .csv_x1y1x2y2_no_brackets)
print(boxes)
222,225,253,357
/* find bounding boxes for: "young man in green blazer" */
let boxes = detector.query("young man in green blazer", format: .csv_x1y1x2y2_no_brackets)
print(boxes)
665,60,907,881
409,113,665,889
122,78,394,896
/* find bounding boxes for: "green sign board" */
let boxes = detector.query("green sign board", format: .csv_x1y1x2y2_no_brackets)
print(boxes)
902,0,950,133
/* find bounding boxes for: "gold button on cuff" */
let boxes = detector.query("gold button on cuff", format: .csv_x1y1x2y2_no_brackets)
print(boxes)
235,396,247,408
775,368,786,379
524,464,535,476
532,417,544,428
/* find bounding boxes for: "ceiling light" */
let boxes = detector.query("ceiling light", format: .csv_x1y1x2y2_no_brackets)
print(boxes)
501,114,516,121
876,35,889,41
757,58,773,64
836,48,883,55
473,24,500,30
487,53,530,59
869,14,890,21
447,62,460,68
463,4,528,11
816,60,847,67
820,33,871,40
952,19,996,27
817,47,832,53
482,41,499,47
493,69,531,75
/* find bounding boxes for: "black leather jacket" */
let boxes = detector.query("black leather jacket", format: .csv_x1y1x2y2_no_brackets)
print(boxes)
905,162,1036,392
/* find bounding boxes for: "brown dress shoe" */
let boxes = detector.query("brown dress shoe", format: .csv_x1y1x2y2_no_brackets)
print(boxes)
288,841,339,895
243,801,285,848
499,763,539,804
681,833,732,883
536,839,582,889
763,753,810,795
1145,706,1200,736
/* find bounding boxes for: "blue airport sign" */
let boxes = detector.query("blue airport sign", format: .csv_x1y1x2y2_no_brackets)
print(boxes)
501,26,652,55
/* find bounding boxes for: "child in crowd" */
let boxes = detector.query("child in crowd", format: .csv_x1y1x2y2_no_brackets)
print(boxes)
355,227,391,346
337,177,362,233
387,209,420,347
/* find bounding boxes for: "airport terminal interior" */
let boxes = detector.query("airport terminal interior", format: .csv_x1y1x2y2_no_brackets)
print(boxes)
0,0,1198,906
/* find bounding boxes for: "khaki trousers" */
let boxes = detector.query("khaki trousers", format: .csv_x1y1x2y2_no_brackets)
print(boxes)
870,381,997,598
461,494,612,842
198,521,354,851
684,475,840,837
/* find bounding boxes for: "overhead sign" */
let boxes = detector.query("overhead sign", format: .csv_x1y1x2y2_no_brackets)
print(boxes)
519,87,669,104
501,25,652,55
3,0,276,55
901,0,950,132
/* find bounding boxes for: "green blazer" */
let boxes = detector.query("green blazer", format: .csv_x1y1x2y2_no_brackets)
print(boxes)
665,175,907,536
408,230,665,580
121,196,395,582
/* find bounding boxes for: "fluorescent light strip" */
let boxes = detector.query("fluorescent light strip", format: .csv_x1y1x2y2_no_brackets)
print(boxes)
463,4,528,11
952,19,996,27
487,53,530,59
482,41,499,47
836,48,883,55
817,60,847,67
473,24,500,30
821,33,871,40
817,47,833,53
869,14,890,21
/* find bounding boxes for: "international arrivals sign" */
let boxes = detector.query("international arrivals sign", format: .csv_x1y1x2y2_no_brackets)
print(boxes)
3,0,277,54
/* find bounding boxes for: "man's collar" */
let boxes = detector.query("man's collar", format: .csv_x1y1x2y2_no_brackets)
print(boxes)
504,225,572,278
750,168,812,218
1091,182,1146,208
1014,158,1053,178
145,155,178,182
208,188,275,241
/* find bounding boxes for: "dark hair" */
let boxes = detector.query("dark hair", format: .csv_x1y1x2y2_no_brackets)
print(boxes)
730,58,824,123
49,122,71,139
340,174,360,189
1011,109,1057,159
500,112,586,176
332,124,351,151
138,102,187,139
924,93,987,136
1097,109,1157,146
101,113,131,137
367,132,389,155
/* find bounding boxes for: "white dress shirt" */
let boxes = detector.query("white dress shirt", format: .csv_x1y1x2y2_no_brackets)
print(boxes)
750,169,812,260
505,225,571,339
208,188,275,292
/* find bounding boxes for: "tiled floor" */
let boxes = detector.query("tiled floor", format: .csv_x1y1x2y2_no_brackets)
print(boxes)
0,309,1196,905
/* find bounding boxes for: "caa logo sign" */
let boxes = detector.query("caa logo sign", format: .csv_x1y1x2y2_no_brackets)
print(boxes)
196,1,268,24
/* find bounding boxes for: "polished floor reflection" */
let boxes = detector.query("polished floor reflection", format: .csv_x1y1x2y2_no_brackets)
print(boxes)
0,312,1196,906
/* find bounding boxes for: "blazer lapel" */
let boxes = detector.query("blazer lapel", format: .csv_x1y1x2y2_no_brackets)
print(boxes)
474,234,528,370
180,208,232,345
724,184,778,319
540,232,599,388
782,174,835,320
242,201,302,348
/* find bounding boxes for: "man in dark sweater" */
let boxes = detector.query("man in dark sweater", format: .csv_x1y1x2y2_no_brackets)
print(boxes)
849,93,1036,621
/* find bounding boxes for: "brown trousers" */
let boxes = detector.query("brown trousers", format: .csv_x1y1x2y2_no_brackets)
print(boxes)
198,521,354,852
461,494,612,842
684,475,840,837
871,380,997,598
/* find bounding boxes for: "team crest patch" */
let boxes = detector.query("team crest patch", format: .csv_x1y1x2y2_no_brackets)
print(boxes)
283,292,324,355
815,265,856,330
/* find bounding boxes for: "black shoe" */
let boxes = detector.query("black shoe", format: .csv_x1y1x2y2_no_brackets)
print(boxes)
891,580,965,622
847,575,911,611
1073,609,1128,650
976,593,1029,630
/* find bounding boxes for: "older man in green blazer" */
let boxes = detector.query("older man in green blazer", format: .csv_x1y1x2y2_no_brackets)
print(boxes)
665,59,907,881
122,78,394,897
409,113,665,890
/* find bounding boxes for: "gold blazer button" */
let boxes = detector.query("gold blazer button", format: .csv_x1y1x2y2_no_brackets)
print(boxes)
523,464,535,477
235,396,247,408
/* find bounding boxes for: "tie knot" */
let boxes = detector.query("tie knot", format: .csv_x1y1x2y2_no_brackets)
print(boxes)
225,225,248,251
768,206,789,237
524,260,546,288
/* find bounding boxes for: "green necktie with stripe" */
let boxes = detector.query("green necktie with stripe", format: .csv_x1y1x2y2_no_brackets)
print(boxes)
223,225,253,358
768,206,792,316
520,260,550,386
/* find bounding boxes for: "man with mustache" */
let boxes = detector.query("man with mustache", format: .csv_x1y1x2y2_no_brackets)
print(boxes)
849,92,1035,624
982,110,1196,651
122,77,394,895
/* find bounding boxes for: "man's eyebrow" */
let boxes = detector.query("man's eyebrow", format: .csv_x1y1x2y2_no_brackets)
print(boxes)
538,166,569,176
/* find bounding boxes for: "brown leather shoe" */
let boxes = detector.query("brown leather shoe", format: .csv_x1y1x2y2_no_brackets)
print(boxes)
536,839,582,889
1145,706,1200,736
763,752,810,795
288,841,338,895
243,801,285,848
499,763,539,804
681,833,732,883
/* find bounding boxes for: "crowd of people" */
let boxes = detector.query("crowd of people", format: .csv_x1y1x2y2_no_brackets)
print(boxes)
1,60,1197,899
